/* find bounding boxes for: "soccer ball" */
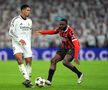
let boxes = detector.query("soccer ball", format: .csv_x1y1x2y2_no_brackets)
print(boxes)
35,77,45,87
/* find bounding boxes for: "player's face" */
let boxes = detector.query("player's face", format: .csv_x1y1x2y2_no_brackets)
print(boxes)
22,7,31,17
59,21,67,30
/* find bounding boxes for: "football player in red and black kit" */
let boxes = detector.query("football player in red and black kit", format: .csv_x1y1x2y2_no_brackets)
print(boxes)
34,19,84,85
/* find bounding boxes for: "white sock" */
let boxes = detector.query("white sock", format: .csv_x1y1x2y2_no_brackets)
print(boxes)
18,64,29,80
26,64,32,77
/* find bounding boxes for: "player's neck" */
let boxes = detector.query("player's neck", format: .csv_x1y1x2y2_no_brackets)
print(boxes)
20,14,27,20
62,26,67,31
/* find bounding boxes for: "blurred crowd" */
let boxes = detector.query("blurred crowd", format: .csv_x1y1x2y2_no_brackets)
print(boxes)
0,0,108,48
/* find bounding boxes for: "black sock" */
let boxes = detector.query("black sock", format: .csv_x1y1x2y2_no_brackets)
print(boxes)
47,69,55,82
71,66,82,78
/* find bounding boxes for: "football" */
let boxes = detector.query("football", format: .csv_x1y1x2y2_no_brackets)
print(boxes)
35,77,45,87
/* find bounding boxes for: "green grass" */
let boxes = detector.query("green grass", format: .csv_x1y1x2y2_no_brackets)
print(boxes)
0,60,108,90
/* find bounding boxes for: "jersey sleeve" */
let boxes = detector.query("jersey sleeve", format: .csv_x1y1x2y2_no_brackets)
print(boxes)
39,26,60,35
68,28,80,59
72,40,80,59
9,18,21,42
39,30,59,35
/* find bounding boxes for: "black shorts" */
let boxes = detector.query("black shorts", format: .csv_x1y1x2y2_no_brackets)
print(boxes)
56,48,75,61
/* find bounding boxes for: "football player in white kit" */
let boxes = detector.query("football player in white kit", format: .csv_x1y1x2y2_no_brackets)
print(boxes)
9,4,32,88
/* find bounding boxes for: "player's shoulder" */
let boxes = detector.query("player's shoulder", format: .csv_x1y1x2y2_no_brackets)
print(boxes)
68,25,74,31
11,16,20,23
27,17,32,22
68,25,72,29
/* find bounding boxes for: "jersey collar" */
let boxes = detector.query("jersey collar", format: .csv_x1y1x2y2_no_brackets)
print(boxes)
64,25,69,32
19,15,27,20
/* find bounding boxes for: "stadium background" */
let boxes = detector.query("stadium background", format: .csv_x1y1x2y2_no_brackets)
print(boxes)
0,0,107,60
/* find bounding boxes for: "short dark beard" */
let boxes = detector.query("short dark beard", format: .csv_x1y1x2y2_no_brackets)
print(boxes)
62,26,67,31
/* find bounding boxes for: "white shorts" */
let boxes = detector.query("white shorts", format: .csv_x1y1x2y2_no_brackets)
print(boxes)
12,42,32,58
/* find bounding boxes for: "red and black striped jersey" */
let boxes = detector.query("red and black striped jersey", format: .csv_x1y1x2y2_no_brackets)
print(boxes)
39,25,80,59
56,25,79,49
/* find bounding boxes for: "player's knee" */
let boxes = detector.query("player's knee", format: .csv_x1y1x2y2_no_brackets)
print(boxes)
26,59,32,64
17,59,23,65
51,59,56,65
62,59,68,66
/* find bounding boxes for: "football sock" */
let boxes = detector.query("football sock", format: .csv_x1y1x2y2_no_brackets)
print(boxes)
71,66,82,78
18,64,29,80
47,69,55,82
26,64,32,77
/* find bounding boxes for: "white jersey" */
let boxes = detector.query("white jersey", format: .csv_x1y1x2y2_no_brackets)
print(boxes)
9,15,32,57
9,15,32,46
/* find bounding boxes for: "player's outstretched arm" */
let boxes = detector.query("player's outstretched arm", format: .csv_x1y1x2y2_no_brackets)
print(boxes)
33,31,42,35
33,30,58,36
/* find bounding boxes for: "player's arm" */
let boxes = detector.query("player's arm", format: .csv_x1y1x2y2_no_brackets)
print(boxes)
33,30,58,35
39,30,58,34
33,27,60,35
72,39,80,59
9,19,20,42
9,19,26,45
69,30,80,64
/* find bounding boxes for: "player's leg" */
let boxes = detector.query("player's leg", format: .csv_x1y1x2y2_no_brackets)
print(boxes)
13,43,30,81
23,47,33,87
25,57,32,78
14,53,30,81
46,53,62,85
62,54,82,77
62,49,83,83
23,46,32,78
13,44,32,87
21,57,33,87
46,48,67,85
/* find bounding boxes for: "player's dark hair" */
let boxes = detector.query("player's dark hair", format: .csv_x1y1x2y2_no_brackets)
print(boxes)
20,4,30,10
60,18,68,24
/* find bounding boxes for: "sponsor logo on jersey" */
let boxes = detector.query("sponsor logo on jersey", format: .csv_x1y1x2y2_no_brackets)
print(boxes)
20,26,31,31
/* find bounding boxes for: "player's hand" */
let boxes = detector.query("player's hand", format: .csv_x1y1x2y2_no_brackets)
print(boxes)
33,31,42,36
73,58,80,65
19,39,26,46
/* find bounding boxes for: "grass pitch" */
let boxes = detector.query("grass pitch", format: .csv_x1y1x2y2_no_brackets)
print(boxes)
0,60,108,90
